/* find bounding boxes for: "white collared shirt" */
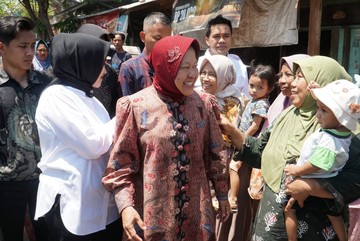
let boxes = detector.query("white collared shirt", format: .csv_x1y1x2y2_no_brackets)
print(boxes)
34,85,119,235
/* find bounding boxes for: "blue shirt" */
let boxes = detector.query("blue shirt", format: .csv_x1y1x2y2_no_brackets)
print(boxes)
111,51,132,74
240,98,270,134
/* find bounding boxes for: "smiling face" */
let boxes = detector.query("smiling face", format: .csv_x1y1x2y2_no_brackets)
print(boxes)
200,61,217,94
278,63,294,97
290,69,309,108
174,47,198,96
248,75,271,100
205,24,232,56
0,30,35,73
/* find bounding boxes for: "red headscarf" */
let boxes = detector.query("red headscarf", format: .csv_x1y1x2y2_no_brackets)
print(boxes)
149,35,200,102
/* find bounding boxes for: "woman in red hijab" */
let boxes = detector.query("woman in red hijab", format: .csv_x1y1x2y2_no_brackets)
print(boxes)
103,35,230,240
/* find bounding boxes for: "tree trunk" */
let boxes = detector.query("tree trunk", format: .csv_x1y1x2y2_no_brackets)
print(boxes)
20,0,37,21
38,0,53,41
20,0,54,41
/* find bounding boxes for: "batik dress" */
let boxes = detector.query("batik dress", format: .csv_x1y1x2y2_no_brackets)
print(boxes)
103,86,229,241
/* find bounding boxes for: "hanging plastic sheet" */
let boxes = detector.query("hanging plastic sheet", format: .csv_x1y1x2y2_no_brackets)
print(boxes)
172,0,298,48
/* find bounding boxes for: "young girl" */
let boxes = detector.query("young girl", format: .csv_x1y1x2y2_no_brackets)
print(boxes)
228,61,276,210
283,79,360,241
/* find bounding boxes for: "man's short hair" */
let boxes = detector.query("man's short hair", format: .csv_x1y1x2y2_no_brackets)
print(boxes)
143,12,171,32
0,16,34,45
205,14,232,38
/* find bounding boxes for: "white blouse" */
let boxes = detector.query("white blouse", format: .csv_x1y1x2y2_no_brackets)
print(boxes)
34,84,119,235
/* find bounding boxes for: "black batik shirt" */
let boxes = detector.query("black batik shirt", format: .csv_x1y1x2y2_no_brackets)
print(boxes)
0,69,52,181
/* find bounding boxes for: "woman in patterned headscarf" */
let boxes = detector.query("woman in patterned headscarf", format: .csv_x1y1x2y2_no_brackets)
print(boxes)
221,56,360,240
261,54,310,130
32,40,52,72
102,35,230,241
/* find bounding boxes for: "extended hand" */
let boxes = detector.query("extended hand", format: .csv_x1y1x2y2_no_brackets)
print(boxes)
308,81,321,90
122,206,146,241
219,114,235,136
217,199,230,223
284,164,298,176
284,178,311,211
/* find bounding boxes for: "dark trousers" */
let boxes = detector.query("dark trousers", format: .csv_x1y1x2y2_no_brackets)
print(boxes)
42,194,123,241
0,179,47,241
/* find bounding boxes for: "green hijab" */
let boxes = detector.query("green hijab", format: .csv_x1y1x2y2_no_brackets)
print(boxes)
262,56,352,193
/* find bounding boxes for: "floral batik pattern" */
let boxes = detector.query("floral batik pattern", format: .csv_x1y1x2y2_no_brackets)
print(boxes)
252,171,341,241
103,86,229,241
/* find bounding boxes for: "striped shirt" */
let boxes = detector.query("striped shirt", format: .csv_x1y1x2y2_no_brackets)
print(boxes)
118,52,154,96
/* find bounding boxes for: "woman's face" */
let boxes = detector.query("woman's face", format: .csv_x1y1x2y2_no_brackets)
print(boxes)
278,63,294,97
290,69,308,108
200,61,217,95
36,43,48,61
92,66,106,88
174,47,198,96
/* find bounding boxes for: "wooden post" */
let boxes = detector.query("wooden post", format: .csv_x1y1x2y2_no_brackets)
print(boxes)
308,0,322,55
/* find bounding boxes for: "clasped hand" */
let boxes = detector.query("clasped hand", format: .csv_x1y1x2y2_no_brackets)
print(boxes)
284,177,312,212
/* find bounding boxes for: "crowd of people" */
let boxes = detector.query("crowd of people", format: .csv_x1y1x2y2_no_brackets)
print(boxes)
0,11,360,241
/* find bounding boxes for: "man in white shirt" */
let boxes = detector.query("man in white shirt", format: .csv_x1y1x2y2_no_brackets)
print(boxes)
195,15,250,99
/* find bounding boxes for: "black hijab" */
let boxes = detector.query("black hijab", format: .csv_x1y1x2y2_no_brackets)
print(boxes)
76,23,114,42
50,33,110,97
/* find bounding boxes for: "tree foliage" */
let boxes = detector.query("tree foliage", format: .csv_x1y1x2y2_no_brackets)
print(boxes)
19,0,54,41
0,0,54,41
53,13,81,34
1,0,118,41
0,0,27,17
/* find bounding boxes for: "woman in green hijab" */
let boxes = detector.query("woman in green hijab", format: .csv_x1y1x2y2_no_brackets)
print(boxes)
221,56,360,240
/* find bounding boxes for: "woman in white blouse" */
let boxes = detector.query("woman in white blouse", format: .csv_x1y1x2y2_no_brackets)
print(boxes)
34,33,122,241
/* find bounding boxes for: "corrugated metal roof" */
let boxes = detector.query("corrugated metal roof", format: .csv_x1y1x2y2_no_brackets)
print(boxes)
77,0,157,19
